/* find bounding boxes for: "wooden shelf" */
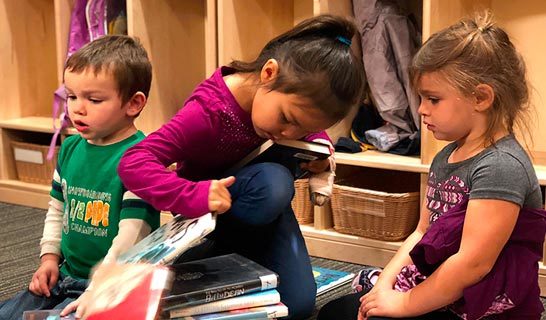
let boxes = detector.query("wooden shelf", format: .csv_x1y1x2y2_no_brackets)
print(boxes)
0,116,77,135
335,150,429,173
300,224,402,267
0,179,50,209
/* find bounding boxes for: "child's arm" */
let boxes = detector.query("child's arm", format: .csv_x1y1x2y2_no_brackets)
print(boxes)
118,103,215,218
373,196,430,290
361,198,519,318
30,197,64,297
101,218,151,264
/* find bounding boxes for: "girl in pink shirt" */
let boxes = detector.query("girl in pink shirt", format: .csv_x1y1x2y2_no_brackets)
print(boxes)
118,14,365,319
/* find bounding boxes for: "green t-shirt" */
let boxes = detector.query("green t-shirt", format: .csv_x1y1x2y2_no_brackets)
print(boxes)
50,131,159,279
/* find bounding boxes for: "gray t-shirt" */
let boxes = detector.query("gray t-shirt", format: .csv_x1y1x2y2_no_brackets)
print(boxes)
426,135,542,222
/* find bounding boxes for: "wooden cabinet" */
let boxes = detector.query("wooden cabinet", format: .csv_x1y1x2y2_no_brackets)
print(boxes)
1,0,546,292
0,0,216,206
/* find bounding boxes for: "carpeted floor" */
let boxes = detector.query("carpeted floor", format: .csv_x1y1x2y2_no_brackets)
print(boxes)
1,201,545,319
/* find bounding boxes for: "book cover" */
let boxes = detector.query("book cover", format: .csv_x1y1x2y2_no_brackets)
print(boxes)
313,266,355,296
176,302,288,320
164,253,279,310
23,310,76,320
84,264,172,320
169,289,280,318
117,213,216,265
226,139,330,178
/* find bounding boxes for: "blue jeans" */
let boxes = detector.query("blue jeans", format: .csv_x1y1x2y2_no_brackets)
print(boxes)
0,272,87,320
214,163,317,319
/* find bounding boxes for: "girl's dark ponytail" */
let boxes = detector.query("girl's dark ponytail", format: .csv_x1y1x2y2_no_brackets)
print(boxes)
230,14,365,121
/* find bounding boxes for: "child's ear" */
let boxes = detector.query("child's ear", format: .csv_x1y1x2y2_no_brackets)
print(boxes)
260,59,279,84
125,92,147,117
473,84,494,112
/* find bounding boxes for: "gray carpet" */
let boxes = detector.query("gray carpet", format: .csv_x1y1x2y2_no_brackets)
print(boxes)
1,201,545,319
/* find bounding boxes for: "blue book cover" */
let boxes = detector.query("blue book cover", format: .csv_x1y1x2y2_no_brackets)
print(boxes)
312,266,355,296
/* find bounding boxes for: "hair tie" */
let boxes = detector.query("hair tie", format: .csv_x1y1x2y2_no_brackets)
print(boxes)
336,35,352,46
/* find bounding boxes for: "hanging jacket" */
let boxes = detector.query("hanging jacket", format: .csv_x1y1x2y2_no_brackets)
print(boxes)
410,200,546,319
352,0,420,152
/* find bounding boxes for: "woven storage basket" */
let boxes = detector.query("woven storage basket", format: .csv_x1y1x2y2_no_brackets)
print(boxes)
291,179,314,224
331,183,419,241
11,141,59,185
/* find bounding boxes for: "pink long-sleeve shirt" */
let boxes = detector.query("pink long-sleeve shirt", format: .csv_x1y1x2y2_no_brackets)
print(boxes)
118,67,329,218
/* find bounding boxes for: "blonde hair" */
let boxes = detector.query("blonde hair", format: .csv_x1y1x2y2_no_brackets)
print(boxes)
410,11,533,147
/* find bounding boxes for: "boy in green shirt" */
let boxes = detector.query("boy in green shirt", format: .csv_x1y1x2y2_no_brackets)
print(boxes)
0,35,159,319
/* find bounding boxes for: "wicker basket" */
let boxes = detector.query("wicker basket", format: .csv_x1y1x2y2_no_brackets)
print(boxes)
291,179,314,224
331,182,419,241
11,141,58,185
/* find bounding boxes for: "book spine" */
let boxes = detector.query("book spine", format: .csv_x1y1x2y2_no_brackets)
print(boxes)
163,278,271,311
178,303,287,320
169,289,280,318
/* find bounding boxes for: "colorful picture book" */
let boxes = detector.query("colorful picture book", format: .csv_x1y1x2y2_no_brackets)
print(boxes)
174,302,288,320
164,253,279,310
117,212,216,265
84,264,172,320
226,139,330,178
23,310,76,320
313,266,355,296
169,289,280,318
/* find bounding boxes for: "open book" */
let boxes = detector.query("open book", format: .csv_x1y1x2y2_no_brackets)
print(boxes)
117,213,216,265
226,139,331,178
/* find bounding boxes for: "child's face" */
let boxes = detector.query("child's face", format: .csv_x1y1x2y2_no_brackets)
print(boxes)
64,68,135,145
251,89,334,140
417,72,479,143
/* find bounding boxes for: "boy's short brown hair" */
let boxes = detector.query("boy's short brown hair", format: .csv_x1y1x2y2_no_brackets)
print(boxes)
65,35,152,106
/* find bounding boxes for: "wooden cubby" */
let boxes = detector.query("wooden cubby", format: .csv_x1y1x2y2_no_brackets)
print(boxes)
1,0,546,294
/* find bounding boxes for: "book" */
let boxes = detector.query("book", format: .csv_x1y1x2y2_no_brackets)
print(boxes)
313,266,355,296
226,139,331,178
164,253,279,310
117,212,216,265
23,310,76,320
83,264,172,320
174,302,288,320
169,289,281,318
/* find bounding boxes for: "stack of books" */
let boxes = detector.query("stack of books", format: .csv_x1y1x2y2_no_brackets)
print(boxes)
164,253,288,319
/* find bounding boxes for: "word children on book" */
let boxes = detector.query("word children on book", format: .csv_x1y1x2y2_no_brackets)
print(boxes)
226,139,330,178
117,213,216,265
164,253,279,310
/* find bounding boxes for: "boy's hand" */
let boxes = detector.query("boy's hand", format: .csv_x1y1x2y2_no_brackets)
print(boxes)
208,176,236,214
300,158,330,173
29,253,60,297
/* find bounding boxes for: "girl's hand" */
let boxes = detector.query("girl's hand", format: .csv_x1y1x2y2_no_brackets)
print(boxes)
300,158,330,173
29,254,60,297
208,176,236,214
358,288,408,319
